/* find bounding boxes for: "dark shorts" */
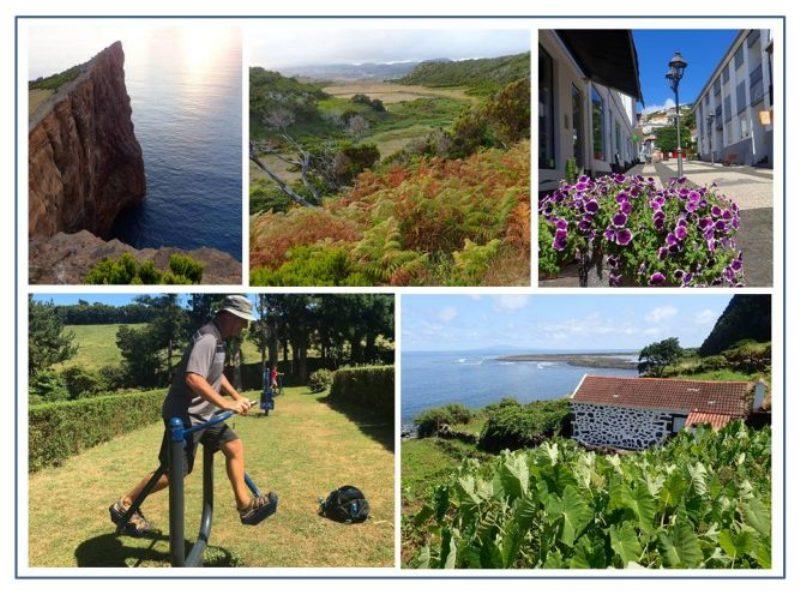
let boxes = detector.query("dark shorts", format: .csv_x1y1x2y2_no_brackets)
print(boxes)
158,420,239,475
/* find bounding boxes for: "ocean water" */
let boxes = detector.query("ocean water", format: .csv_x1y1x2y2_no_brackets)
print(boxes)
401,350,639,424
29,25,242,259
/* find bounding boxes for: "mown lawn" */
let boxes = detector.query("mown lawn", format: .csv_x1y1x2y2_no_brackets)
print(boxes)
28,386,394,568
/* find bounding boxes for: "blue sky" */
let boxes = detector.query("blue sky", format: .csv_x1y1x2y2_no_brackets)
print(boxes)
634,29,738,113
402,294,733,352
32,294,259,317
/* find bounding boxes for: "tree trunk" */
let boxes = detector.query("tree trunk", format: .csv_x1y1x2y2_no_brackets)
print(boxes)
249,148,318,208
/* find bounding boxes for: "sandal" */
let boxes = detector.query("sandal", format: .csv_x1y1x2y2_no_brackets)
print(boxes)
109,499,156,537
239,492,278,525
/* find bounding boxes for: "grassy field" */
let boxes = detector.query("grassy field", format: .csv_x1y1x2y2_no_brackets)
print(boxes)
29,89,53,117
250,82,471,191
59,324,145,371
60,324,270,372
322,82,472,103
28,386,394,568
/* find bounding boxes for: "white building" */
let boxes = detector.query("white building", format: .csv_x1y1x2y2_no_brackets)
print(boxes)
693,29,774,167
539,30,642,193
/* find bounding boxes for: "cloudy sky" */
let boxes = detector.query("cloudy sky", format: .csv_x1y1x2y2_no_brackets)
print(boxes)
402,294,734,352
248,28,530,68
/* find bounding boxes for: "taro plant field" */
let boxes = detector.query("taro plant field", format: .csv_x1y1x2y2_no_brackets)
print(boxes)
405,421,771,569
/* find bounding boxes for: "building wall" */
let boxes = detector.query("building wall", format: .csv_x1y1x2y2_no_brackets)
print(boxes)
571,402,682,450
694,29,773,166
539,31,640,194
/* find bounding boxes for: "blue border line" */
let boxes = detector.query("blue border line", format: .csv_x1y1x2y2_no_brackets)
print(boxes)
15,13,787,580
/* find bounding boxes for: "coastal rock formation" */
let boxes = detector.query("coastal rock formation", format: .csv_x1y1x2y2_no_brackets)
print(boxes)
29,230,241,284
29,41,146,239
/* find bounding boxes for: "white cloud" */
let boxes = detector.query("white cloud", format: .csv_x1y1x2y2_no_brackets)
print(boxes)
694,309,718,325
642,97,675,115
469,294,484,301
493,295,530,312
646,305,678,323
437,307,458,322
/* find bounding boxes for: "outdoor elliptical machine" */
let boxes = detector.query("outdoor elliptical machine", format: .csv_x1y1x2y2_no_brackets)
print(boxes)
115,408,262,567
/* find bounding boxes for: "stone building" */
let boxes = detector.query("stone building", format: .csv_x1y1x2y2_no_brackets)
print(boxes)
538,30,643,194
570,375,764,450
693,29,774,167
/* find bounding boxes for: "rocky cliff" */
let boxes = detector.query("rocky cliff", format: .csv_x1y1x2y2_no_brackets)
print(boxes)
29,41,146,239
29,230,241,284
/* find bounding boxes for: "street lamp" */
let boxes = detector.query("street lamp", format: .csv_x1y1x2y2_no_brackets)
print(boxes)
665,51,688,177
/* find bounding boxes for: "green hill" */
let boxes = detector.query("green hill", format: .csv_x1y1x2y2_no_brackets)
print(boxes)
396,52,530,94
699,295,771,356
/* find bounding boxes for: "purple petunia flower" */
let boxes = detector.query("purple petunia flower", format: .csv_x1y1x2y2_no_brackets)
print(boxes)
603,227,616,241
619,201,633,215
675,226,688,241
612,212,628,227
711,205,723,218
615,228,633,246
731,259,743,271
688,190,702,203
649,272,666,286
555,218,568,231
552,229,567,251
666,232,679,248
657,246,669,260
584,199,599,214
615,191,629,204
608,273,622,286
613,173,626,184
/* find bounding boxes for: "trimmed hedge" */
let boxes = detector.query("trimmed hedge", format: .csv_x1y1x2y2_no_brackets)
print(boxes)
328,366,394,422
29,389,166,472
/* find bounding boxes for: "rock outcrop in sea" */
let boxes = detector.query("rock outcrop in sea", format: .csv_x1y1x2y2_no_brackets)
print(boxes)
28,42,242,284
29,41,146,239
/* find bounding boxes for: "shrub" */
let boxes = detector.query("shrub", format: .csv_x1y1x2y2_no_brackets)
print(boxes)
308,368,333,393
478,398,570,452
84,253,205,284
29,370,69,404
250,182,296,214
414,404,472,438
98,364,129,390
328,365,394,422
168,253,204,283
28,389,166,471
250,244,373,286
61,365,104,399
701,354,730,371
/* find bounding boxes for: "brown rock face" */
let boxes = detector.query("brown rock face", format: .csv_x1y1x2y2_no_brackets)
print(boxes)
28,41,146,239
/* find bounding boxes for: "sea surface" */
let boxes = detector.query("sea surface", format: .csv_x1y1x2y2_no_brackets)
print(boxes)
401,350,639,425
29,25,242,259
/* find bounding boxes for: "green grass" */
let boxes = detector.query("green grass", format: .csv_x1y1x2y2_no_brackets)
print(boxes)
29,65,83,91
28,386,394,568
675,369,765,382
59,324,145,371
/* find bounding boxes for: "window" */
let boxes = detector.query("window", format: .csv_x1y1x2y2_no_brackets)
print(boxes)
705,93,710,106
591,86,605,161
724,95,732,122
672,416,687,433
614,121,621,162
750,64,764,104
722,67,730,85
747,29,761,48
538,46,556,169
734,45,744,69
713,77,722,96
736,81,747,113
571,84,584,168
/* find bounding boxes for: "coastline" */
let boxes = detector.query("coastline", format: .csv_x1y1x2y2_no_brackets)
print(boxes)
495,352,638,370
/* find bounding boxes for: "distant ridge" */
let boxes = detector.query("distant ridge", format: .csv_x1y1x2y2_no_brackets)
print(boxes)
396,52,530,91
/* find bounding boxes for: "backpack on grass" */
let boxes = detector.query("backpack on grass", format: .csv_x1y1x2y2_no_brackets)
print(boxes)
319,485,370,524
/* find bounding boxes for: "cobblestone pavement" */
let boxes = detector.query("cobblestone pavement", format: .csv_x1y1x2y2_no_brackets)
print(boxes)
539,161,774,287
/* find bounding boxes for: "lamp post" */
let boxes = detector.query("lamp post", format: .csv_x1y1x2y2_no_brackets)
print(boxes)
665,51,688,178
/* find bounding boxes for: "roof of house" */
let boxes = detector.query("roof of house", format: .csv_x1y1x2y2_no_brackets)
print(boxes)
685,410,735,430
571,375,752,416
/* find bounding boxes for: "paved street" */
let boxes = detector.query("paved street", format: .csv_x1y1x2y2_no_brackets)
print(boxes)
540,160,774,287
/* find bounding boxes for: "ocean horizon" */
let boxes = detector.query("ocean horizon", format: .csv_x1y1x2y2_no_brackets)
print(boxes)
401,348,640,425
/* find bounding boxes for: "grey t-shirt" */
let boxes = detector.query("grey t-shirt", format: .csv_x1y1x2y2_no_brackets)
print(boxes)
162,321,226,425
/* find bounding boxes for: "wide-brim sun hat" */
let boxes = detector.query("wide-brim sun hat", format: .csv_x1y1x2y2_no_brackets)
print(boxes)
217,295,256,322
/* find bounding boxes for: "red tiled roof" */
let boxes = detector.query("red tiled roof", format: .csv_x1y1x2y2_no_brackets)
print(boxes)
571,375,752,416
685,410,735,430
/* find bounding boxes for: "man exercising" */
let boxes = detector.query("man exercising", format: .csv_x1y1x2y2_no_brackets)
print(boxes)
109,295,278,536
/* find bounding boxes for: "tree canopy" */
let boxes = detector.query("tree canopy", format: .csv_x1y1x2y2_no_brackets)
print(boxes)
638,337,683,377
